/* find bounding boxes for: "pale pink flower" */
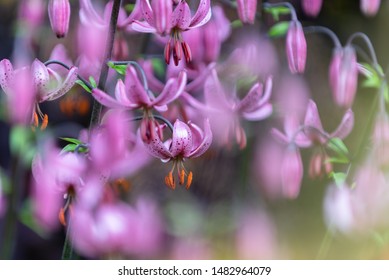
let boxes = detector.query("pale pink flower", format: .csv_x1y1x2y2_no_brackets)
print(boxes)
48,0,71,38
70,198,163,258
236,0,257,24
171,237,213,260
329,46,359,108
204,69,273,149
372,113,389,167
360,0,381,17
301,0,323,17
281,145,304,199
286,20,307,74
19,0,45,28
236,210,278,259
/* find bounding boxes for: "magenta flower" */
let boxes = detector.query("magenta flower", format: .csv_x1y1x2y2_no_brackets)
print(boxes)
92,65,187,112
144,118,212,189
301,0,323,17
0,58,78,126
286,20,307,74
360,0,381,17
132,0,212,65
329,46,359,108
204,69,273,148
31,142,86,230
48,0,70,38
236,0,257,24
281,144,304,199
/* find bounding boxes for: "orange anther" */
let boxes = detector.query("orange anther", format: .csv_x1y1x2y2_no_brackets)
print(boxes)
33,111,39,127
41,114,48,130
58,208,67,227
179,169,185,185
186,171,193,190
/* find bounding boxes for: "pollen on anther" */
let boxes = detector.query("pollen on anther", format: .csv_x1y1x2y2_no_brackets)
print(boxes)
59,208,67,226
186,171,193,189
179,169,185,185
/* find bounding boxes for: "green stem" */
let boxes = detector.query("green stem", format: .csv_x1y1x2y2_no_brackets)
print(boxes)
61,217,74,260
89,0,123,129
316,228,333,259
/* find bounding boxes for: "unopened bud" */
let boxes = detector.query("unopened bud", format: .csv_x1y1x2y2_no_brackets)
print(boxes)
48,0,71,38
286,21,307,74
360,0,381,17
301,0,323,17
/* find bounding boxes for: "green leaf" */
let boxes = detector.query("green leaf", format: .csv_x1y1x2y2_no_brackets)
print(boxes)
268,21,290,38
327,137,349,157
326,157,349,164
151,58,165,77
10,126,36,165
384,83,389,103
60,137,82,145
75,79,92,93
329,172,347,187
231,19,243,29
264,6,291,21
19,200,48,238
89,76,97,88
107,61,127,75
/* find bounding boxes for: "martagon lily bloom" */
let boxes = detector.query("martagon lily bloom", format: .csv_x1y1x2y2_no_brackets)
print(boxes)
144,118,212,189
0,58,78,127
131,0,212,65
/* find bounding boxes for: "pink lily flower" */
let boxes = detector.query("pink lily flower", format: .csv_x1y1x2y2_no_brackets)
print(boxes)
79,0,141,31
204,69,273,149
31,142,86,230
48,0,71,38
132,0,212,65
329,46,359,108
144,118,212,189
236,0,257,24
301,0,323,17
360,0,381,17
0,180,5,218
0,58,78,126
92,65,187,112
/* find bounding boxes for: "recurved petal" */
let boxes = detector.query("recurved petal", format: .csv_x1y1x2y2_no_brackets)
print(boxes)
152,71,187,107
304,99,324,132
152,0,172,35
114,79,132,105
237,76,272,113
242,103,273,121
0,59,14,93
44,66,78,101
125,66,151,105
143,131,172,160
92,88,126,109
172,1,192,30
331,109,354,139
171,119,193,157
189,0,212,29
140,0,154,25
130,20,157,33
188,118,212,158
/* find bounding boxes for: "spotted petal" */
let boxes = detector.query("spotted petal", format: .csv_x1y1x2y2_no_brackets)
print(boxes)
171,1,192,30
44,66,78,101
189,0,212,29
171,119,193,157
0,59,14,94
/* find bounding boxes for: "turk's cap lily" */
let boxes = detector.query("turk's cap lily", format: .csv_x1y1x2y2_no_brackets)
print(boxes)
132,0,212,34
144,118,212,162
92,66,187,112
286,20,307,74
48,0,71,38
236,0,257,24
281,144,303,199
31,59,78,102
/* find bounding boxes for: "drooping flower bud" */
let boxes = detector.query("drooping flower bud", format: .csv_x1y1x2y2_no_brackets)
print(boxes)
281,145,303,199
301,0,323,17
286,20,307,74
329,46,358,108
48,0,71,38
236,0,257,24
360,0,381,17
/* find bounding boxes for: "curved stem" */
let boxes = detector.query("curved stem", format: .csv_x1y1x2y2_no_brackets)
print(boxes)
131,114,174,132
89,0,122,129
109,60,149,90
44,60,93,90
303,26,342,49
263,2,298,21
